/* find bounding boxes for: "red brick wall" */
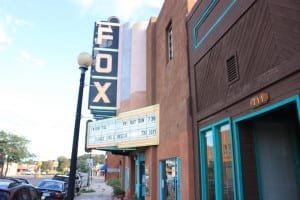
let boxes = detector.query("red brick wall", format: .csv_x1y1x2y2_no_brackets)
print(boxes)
105,152,123,181
146,0,196,199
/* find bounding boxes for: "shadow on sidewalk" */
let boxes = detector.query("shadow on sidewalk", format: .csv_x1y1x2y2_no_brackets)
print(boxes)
76,176,114,200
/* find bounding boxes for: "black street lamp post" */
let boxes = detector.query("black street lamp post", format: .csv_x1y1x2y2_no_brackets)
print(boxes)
67,52,92,200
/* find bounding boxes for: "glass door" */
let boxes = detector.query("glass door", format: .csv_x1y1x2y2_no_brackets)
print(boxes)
135,152,145,200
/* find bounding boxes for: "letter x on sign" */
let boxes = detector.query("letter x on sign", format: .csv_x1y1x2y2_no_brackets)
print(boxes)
93,82,111,103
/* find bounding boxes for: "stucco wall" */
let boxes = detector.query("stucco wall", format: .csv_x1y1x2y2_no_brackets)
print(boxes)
146,0,196,199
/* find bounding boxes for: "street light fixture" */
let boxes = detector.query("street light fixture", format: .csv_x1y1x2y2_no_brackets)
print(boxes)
67,52,92,200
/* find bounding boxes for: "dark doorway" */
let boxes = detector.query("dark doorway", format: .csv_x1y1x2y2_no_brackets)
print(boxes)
238,102,300,200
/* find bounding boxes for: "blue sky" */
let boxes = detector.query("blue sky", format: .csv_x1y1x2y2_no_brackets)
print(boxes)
0,0,163,160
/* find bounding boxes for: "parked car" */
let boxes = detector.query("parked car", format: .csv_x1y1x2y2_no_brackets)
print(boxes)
52,174,81,195
24,170,35,175
0,176,41,200
36,179,67,200
64,173,83,188
51,175,69,183
13,177,31,184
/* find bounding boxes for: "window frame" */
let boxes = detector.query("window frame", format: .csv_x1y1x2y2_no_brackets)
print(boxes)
159,157,181,200
232,94,300,200
199,118,236,200
166,21,174,62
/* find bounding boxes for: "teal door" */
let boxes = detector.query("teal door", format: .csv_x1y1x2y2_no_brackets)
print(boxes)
135,153,145,200
159,157,181,200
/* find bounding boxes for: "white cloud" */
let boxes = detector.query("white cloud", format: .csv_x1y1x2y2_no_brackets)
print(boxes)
0,14,31,50
0,89,77,160
72,0,164,9
112,0,164,22
19,50,46,68
5,15,13,25
0,23,13,50
20,50,31,59
4,15,31,27
127,0,164,21
69,0,164,22
140,0,165,8
76,0,95,7
0,29,12,43
68,0,95,15
14,18,30,26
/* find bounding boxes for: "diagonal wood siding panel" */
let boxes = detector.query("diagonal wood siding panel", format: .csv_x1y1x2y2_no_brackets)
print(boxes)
190,0,300,118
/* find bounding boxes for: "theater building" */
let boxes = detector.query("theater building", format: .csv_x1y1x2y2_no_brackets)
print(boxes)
187,0,300,199
86,0,197,199
118,0,196,199
140,1,196,199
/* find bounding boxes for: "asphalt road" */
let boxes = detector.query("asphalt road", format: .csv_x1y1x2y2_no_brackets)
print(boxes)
16,174,53,185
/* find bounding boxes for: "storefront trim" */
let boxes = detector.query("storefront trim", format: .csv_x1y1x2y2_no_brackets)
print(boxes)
159,157,181,200
199,117,235,200
232,94,300,200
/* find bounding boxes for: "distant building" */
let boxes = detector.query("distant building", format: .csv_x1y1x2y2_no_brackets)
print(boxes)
2,162,18,176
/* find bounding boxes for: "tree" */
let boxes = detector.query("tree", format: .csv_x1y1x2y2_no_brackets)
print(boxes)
76,153,106,172
41,160,54,173
97,154,106,164
0,130,34,176
23,158,37,165
76,155,88,173
57,156,70,173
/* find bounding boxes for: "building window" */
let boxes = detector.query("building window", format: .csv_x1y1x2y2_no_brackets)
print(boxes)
166,22,174,62
199,119,234,200
205,130,215,199
159,157,181,200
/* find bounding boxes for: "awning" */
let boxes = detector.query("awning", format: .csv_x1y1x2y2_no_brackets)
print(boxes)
96,146,136,156
100,163,107,171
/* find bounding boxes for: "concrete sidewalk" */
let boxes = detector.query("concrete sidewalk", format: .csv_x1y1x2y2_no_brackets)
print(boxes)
76,176,114,200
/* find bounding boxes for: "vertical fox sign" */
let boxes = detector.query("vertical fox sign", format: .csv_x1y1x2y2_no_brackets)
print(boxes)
89,17,120,119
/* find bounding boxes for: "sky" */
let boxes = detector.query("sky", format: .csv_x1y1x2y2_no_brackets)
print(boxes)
0,0,164,161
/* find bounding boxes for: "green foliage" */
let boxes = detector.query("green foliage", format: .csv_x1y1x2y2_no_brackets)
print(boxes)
57,156,70,173
0,130,33,163
113,186,125,195
81,188,95,193
76,154,89,172
0,130,34,176
23,158,37,164
76,153,106,172
107,178,121,188
132,193,138,200
97,154,106,164
107,178,125,195
41,160,55,173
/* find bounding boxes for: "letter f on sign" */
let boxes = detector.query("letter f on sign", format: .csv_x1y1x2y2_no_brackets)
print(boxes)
93,82,111,103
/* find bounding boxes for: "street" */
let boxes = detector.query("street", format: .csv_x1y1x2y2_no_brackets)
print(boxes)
14,175,113,199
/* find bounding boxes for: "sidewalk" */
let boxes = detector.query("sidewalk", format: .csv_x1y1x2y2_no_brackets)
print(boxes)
76,176,114,200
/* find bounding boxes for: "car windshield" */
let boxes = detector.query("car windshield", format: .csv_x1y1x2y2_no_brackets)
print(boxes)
38,181,63,191
53,175,68,182
0,179,17,189
0,179,14,184
0,183,10,189
15,178,30,184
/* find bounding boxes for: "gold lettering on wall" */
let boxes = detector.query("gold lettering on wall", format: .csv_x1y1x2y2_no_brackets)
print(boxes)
250,92,269,109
